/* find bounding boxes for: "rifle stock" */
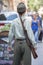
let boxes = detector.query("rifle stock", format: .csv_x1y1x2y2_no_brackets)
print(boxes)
28,41,38,59
25,30,38,59
31,47,38,59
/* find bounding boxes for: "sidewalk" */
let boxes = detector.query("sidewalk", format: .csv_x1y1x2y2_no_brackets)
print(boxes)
32,42,43,65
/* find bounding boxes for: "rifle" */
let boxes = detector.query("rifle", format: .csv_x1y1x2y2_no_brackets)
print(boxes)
20,16,38,59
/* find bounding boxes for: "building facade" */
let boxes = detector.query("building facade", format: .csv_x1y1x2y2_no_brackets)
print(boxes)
2,0,27,11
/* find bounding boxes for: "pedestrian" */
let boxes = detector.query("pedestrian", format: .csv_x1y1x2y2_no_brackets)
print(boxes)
0,1,7,12
36,12,42,41
8,2,37,65
0,1,7,20
31,12,39,42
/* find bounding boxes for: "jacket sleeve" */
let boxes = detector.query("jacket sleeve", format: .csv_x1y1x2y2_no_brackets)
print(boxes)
8,22,15,45
24,17,36,45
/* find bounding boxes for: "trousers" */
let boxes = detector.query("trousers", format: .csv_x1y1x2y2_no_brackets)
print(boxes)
12,40,31,65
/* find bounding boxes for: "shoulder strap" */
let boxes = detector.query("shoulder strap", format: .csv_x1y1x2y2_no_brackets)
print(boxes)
20,16,38,59
20,16,32,43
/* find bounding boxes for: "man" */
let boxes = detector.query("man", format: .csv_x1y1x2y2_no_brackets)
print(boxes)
36,12,42,41
8,2,36,65
0,1,3,12
0,0,7,12
36,12,42,27
31,12,39,42
0,1,5,12
0,1,7,20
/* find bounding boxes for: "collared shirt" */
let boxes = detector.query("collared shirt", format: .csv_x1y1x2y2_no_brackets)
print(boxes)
8,13,36,45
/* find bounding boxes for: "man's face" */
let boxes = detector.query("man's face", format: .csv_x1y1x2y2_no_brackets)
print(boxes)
0,4,3,12
33,14,37,20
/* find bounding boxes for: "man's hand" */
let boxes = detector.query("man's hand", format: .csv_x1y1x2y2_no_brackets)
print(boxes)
7,45,12,52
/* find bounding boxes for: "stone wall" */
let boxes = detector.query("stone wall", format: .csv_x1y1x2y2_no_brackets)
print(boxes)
2,0,27,11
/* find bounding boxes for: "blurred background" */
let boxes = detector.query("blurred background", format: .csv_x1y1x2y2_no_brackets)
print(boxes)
0,0,43,65
0,0,43,14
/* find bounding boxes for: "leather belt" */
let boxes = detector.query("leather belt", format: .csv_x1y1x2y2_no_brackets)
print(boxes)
16,38,26,41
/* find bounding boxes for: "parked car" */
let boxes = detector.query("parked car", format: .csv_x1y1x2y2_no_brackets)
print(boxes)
2,11,18,21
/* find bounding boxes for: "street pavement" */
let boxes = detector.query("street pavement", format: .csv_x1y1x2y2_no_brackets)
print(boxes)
32,42,43,65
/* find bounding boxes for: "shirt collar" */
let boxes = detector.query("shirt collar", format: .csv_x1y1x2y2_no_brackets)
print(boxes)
21,13,27,21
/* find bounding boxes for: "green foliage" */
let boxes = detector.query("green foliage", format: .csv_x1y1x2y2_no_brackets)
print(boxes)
27,0,43,11
0,24,10,32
